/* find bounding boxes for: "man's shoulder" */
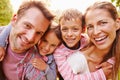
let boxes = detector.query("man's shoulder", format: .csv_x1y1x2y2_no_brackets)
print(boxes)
0,26,5,30
0,25,8,33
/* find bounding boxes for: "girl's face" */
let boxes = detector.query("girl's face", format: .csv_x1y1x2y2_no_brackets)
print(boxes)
37,31,60,56
85,9,120,51
60,19,82,48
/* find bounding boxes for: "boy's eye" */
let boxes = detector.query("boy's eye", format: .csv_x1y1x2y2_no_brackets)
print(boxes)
61,28,68,32
72,27,79,31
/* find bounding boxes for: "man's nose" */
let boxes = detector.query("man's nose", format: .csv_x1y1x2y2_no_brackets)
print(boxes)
26,30,36,42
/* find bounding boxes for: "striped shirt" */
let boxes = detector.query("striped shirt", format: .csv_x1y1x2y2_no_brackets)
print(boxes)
54,35,106,80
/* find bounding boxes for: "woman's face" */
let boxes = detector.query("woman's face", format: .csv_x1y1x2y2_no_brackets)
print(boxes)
37,31,60,56
60,19,82,48
85,9,120,51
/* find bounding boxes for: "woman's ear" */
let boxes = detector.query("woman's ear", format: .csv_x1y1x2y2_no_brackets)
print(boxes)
115,18,120,30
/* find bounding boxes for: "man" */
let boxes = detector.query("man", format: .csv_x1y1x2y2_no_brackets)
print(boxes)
0,1,54,80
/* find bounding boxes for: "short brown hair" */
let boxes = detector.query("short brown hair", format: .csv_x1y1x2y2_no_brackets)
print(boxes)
17,0,54,21
59,8,83,27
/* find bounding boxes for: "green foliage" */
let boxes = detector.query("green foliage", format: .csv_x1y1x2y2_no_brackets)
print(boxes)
111,0,120,7
118,11,120,17
119,69,120,80
0,0,13,26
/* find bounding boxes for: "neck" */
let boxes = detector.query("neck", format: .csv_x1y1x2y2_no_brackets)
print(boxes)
88,46,111,64
63,41,80,50
94,45,111,57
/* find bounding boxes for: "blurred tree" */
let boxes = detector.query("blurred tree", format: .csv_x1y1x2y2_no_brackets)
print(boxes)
52,9,62,23
0,0,13,26
111,0,120,7
40,0,60,23
111,0,120,16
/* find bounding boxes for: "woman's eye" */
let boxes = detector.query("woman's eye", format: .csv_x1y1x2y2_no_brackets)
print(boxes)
87,25,93,30
99,21,108,26
101,22,107,25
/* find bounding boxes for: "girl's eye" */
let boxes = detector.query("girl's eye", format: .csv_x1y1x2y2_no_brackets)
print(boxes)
51,44,56,47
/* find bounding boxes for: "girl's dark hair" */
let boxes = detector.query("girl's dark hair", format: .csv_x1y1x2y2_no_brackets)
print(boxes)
42,22,62,45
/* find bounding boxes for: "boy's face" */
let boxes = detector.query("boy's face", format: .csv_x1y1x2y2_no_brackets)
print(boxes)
60,18,82,48
37,31,60,56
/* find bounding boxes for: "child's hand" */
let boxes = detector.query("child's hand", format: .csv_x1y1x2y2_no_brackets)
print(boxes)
96,62,113,79
31,58,48,71
0,47,5,61
81,45,95,55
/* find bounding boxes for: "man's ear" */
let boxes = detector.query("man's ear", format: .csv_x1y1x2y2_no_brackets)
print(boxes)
11,14,17,27
115,18,120,30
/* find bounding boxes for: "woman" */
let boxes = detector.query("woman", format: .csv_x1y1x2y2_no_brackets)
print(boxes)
84,1,120,79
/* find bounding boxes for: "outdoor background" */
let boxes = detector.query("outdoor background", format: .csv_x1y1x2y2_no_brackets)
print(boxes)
0,0,120,26
0,0,120,79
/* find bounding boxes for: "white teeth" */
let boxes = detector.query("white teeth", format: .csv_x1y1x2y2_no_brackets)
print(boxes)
21,36,29,44
95,36,107,41
67,39,75,42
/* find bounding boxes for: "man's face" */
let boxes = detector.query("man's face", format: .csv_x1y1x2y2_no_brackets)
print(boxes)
10,7,50,53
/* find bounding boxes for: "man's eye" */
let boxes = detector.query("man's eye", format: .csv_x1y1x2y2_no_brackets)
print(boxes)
36,32,44,39
42,39,47,42
36,32,43,35
24,24,31,29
